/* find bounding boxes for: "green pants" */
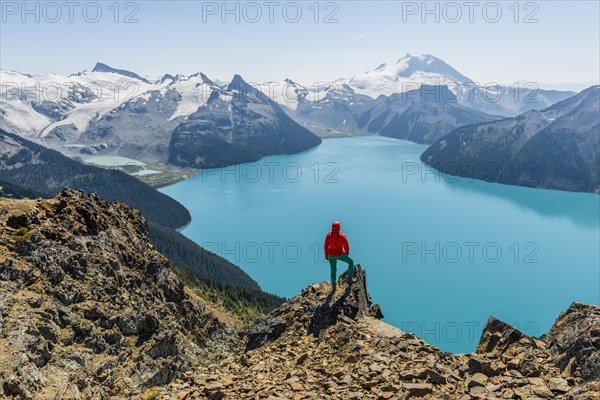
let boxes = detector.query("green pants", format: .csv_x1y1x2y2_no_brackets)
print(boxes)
328,253,354,286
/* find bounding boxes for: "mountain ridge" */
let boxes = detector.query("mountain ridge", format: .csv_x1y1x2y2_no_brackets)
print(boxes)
0,190,241,398
421,85,600,193
0,130,280,303
91,62,151,83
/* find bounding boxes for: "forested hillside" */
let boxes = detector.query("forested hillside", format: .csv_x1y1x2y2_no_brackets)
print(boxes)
0,129,190,228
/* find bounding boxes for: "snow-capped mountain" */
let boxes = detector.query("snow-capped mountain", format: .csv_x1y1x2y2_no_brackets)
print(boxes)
72,72,225,163
0,67,159,138
260,54,576,137
291,83,374,136
165,73,221,120
92,62,151,83
257,78,350,112
349,53,473,98
346,54,575,116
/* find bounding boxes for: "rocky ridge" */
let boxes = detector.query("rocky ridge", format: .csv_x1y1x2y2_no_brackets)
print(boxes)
0,190,239,399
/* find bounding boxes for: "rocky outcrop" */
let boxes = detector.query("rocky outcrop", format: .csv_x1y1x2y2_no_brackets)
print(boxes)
246,265,382,349
0,190,240,399
476,316,536,355
545,302,600,381
464,312,600,400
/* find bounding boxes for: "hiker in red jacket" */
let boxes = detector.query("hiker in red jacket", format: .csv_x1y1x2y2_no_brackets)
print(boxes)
324,221,355,288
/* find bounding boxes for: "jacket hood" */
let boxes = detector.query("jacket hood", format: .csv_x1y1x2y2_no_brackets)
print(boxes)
331,221,341,233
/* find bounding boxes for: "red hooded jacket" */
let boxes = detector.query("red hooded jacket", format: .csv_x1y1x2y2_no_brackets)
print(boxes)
324,221,350,258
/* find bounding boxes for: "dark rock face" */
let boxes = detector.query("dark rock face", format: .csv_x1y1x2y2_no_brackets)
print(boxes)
289,83,500,143
246,316,287,350
545,302,600,381
246,265,382,349
0,190,240,399
31,100,74,120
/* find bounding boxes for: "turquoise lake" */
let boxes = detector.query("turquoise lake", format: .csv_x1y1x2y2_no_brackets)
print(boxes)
161,136,600,353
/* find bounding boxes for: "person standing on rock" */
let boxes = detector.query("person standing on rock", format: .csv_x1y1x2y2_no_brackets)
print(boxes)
324,221,354,289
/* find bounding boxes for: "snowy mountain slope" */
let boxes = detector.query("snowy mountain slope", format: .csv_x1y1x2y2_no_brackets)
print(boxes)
38,72,161,138
74,88,183,163
0,64,223,141
257,78,350,111
165,73,221,120
1,70,94,136
291,84,374,136
347,54,575,117
349,53,473,98
0,68,160,138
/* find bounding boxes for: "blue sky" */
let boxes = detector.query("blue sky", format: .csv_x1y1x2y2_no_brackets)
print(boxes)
1,1,599,90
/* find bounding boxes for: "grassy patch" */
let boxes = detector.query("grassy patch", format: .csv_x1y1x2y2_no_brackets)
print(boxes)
14,227,30,244
140,389,161,400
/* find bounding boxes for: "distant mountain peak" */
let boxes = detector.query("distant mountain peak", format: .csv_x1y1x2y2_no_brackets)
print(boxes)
228,74,246,87
394,54,473,83
92,62,150,83
396,52,414,62
227,74,272,104
348,53,476,99
198,72,213,84
159,73,176,83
